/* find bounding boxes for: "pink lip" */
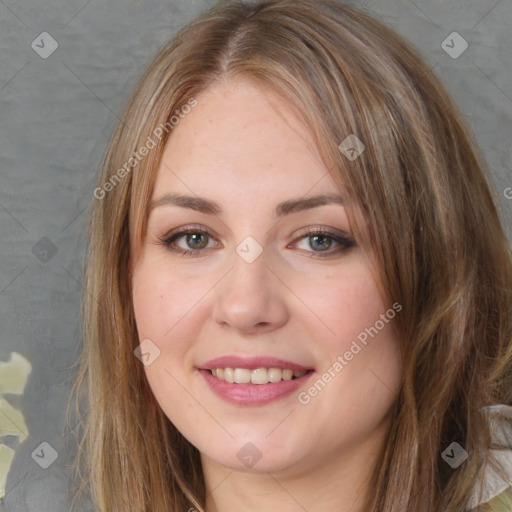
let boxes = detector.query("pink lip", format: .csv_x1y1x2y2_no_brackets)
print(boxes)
198,356,314,372
199,369,315,406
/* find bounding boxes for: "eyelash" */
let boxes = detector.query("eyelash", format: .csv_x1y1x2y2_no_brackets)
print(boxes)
156,224,356,259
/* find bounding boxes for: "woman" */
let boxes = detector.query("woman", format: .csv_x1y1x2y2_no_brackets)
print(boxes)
67,1,512,510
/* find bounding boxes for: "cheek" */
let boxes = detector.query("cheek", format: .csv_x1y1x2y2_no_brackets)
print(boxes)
132,263,215,378
132,275,162,340
132,267,202,414
294,260,390,346
297,261,401,392
132,263,201,340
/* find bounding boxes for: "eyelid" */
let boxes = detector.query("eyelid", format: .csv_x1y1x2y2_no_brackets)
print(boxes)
162,223,216,239
159,223,353,242
291,225,353,241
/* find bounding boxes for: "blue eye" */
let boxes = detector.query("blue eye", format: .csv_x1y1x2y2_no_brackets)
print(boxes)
157,225,356,258
291,228,356,257
158,227,217,257
292,229,355,257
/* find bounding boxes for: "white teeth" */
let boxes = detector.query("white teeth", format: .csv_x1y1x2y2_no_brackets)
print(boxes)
223,368,234,383
234,368,251,384
268,368,282,382
251,368,268,384
209,367,308,384
282,369,293,381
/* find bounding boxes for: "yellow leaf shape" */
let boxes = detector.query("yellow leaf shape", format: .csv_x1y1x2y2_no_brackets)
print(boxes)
0,443,15,503
0,352,32,395
0,399,28,442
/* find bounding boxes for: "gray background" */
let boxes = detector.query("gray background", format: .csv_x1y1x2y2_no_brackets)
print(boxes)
0,0,511,510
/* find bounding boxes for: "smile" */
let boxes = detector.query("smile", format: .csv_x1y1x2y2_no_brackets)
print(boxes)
199,368,315,406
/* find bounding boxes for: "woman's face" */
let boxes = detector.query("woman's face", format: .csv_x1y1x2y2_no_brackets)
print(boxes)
131,78,402,479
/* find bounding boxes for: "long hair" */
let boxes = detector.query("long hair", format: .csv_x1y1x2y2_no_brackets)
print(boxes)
66,1,512,511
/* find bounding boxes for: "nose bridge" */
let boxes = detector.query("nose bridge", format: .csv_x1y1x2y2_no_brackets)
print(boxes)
212,239,288,332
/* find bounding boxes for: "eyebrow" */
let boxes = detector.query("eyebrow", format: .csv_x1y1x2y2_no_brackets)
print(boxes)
148,193,344,218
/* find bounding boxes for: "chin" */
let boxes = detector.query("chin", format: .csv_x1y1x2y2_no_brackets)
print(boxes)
200,436,305,474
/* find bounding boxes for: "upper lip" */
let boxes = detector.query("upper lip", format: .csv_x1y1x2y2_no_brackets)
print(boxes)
198,356,314,372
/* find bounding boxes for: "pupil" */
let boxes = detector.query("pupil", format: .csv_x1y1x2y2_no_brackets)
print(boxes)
311,235,331,251
187,233,207,249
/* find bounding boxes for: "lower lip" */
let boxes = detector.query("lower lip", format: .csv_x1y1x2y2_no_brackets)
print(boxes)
199,369,315,406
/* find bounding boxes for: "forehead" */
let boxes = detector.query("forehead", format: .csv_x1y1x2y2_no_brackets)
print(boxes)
151,79,342,205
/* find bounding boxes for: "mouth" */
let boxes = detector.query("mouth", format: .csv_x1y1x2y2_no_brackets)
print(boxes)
198,367,315,406
197,356,315,405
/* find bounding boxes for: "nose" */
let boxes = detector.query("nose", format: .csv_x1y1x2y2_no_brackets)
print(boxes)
211,246,289,335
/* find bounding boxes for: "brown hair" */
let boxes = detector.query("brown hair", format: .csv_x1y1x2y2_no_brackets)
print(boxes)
66,1,512,511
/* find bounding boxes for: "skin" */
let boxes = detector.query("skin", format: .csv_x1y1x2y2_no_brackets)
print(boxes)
131,77,402,512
